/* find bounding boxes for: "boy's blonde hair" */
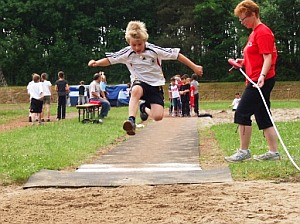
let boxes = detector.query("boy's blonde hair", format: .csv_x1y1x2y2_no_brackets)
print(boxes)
32,73,40,82
125,21,149,43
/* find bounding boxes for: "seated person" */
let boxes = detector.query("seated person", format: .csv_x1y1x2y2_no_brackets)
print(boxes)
89,73,111,118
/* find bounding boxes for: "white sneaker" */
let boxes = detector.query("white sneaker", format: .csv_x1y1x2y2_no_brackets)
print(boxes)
253,152,281,161
224,150,251,163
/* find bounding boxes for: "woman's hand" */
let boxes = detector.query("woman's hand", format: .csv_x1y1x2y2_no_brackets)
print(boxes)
235,58,244,67
257,75,265,88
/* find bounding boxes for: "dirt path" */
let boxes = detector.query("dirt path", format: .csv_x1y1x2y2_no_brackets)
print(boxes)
0,112,78,133
0,108,300,223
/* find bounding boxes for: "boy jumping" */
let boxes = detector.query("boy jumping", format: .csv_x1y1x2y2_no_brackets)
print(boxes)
88,21,203,135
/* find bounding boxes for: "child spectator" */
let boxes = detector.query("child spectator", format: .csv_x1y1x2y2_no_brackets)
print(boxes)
41,73,52,122
55,71,69,120
27,74,34,122
99,72,108,99
231,92,241,111
191,74,200,116
179,74,191,117
168,80,173,115
187,77,196,116
169,77,181,117
169,74,182,115
78,81,86,105
88,21,203,135
28,73,44,125
175,74,182,88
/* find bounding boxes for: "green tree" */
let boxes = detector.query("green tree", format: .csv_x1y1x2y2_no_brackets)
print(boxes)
259,0,300,81
0,0,299,85
194,0,240,81
155,0,204,79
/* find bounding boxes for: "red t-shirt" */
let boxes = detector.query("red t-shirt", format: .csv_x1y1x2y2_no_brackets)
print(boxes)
243,23,277,84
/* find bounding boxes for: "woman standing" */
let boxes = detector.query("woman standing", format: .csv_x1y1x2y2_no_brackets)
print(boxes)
225,0,280,162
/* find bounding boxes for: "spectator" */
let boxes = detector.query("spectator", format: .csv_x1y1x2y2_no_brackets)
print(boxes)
41,73,52,122
187,77,195,116
78,81,86,105
28,73,44,125
55,71,69,120
169,77,181,117
99,72,108,98
179,74,191,117
191,74,200,116
26,74,34,122
89,73,111,118
230,92,241,111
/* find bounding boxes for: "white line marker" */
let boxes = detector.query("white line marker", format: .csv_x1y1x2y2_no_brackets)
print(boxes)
76,163,202,173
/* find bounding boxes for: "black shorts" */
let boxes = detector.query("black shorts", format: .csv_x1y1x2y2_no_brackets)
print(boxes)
132,80,164,108
30,98,43,113
234,77,275,130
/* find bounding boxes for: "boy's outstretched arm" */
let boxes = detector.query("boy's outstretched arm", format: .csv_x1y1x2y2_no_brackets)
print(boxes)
177,53,203,77
88,58,111,67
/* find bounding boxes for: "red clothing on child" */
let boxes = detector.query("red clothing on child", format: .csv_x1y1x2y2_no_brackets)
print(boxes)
190,85,195,108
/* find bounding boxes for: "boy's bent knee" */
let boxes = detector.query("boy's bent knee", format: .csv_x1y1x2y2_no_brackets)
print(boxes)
152,114,163,121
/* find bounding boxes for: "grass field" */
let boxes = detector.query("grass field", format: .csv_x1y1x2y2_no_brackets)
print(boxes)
0,101,300,184
0,103,69,125
212,122,300,180
0,106,129,184
199,100,300,110
201,101,300,180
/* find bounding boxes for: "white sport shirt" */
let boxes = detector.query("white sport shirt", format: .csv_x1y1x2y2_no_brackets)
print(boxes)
106,42,180,86
41,80,52,96
170,84,180,98
28,82,43,100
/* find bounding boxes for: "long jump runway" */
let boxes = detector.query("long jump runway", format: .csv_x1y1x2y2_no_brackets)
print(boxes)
24,117,232,188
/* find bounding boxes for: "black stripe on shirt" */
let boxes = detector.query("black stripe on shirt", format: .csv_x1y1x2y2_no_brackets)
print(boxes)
106,47,131,58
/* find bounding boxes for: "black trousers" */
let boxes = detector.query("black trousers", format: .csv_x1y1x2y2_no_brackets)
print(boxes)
234,77,275,130
57,95,66,119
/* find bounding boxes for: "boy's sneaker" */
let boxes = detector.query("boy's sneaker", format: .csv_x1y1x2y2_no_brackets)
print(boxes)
253,152,281,161
123,120,136,135
140,102,148,121
224,150,251,163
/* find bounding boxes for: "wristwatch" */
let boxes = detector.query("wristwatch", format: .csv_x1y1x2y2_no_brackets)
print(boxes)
260,74,266,77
